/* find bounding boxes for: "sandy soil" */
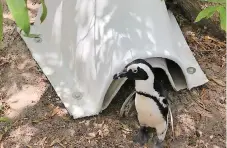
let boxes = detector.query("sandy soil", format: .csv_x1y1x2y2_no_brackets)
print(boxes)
0,1,226,148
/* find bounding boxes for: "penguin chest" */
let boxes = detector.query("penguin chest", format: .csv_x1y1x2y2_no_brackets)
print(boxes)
135,94,165,127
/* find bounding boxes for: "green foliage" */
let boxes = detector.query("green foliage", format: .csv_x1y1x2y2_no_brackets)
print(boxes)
0,117,11,122
195,0,226,32
0,0,225,44
40,0,47,23
218,6,226,31
6,0,30,35
0,0,47,44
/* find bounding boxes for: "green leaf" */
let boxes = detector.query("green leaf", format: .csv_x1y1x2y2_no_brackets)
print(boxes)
6,0,30,35
195,6,220,22
40,0,47,23
0,117,10,122
218,6,226,31
0,2,3,43
201,0,226,3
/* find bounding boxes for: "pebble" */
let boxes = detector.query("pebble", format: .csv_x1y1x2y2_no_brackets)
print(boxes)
219,96,225,104
210,135,214,139
68,129,75,136
213,145,220,148
196,130,202,137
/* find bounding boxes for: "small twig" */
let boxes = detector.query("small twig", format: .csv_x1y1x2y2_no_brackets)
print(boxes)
209,78,225,87
200,88,206,100
205,36,226,46
189,90,211,112
168,105,174,139
192,97,210,112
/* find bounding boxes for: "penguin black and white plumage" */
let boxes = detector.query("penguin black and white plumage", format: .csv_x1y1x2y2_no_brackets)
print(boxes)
113,59,171,148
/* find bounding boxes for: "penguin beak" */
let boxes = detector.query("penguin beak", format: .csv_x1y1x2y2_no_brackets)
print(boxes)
113,70,127,79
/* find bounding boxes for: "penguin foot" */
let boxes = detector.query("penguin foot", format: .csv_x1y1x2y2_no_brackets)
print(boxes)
153,141,164,148
152,136,164,148
133,126,149,146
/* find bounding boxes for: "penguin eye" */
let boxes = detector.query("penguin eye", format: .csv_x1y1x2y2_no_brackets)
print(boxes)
132,69,138,73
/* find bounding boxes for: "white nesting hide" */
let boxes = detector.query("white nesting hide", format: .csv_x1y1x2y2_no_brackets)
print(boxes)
19,0,208,119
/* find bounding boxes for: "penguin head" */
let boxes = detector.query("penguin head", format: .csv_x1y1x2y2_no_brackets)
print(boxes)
113,59,154,81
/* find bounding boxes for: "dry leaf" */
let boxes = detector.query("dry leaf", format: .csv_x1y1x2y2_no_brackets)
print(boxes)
120,123,132,133
211,78,225,87
51,107,61,117
85,120,90,126
79,121,86,124
200,88,206,100
50,138,60,146
94,121,104,128
61,116,71,121
47,104,55,110
123,134,126,139
58,142,66,148
98,130,103,137
37,137,47,146
103,125,109,136
88,132,96,138
32,118,45,124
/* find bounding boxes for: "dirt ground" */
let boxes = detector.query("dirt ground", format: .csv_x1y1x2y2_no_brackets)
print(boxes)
0,1,226,148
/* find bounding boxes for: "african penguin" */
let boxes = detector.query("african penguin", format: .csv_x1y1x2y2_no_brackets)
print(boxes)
113,59,170,148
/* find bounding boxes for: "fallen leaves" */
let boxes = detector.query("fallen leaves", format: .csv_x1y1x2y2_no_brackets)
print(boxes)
210,77,225,87
93,121,104,128
31,113,48,124
31,118,46,124
186,31,226,67
50,137,66,148
86,122,110,139
32,105,70,124
192,107,213,118
0,123,11,141
50,106,60,117
25,145,32,148
120,123,132,134
36,137,47,147
190,90,210,112
0,102,10,116
200,88,206,100
0,57,10,67
49,105,69,118
87,132,96,139
0,116,12,141
97,124,109,138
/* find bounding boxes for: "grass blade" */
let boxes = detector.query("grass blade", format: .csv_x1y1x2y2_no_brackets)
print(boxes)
40,0,47,23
